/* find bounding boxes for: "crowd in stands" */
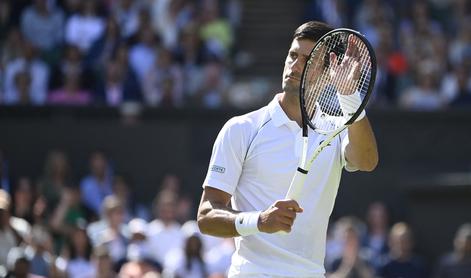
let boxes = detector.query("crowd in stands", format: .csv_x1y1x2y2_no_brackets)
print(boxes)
306,0,471,110
0,0,470,110
324,202,471,278
0,0,240,108
0,149,234,277
1,149,471,277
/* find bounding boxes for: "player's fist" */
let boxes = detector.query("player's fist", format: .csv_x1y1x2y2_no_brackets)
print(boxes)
258,199,303,233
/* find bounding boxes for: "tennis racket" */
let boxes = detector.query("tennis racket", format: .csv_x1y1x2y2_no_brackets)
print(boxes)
285,28,377,201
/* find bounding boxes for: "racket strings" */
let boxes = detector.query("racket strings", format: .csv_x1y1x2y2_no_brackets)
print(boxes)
334,41,371,113
304,34,345,130
302,32,372,132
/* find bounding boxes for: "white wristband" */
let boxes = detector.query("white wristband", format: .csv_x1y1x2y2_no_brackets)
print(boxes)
355,109,366,122
337,91,366,122
235,211,261,236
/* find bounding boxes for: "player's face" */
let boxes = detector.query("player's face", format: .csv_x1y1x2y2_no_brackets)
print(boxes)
282,38,315,96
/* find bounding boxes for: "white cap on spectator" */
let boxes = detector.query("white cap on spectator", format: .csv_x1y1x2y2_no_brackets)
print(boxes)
0,189,10,210
129,218,147,235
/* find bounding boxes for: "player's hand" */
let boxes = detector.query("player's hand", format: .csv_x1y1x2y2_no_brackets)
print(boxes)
258,199,303,233
329,34,362,95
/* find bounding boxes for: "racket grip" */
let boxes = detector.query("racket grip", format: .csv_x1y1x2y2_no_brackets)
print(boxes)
285,168,308,201
277,169,307,236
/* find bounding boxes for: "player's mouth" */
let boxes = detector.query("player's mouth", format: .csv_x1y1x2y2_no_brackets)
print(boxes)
285,75,300,81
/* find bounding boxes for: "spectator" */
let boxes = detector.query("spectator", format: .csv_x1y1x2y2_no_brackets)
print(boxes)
112,176,149,221
147,190,184,265
305,0,348,28
49,186,91,252
95,58,142,106
86,16,122,70
11,177,35,224
206,237,234,278
64,0,105,53
198,0,234,59
93,244,117,278
27,225,54,277
399,1,444,68
127,218,155,265
159,174,193,224
87,195,128,266
435,223,471,278
448,18,471,68
80,151,113,217
9,70,32,105
5,249,31,278
142,47,183,107
0,189,31,267
119,258,161,278
3,40,49,105
443,65,471,107
379,222,428,278
329,222,374,278
37,150,73,214
178,220,226,276
47,67,93,106
0,26,23,68
170,233,208,278
173,23,212,97
49,44,94,92
111,0,142,39
65,225,96,278
20,0,64,56
191,60,230,108
361,202,390,273
0,0,12,43
399,64,444,111
128,24,159,84
150,0,186,49
353,0,393,43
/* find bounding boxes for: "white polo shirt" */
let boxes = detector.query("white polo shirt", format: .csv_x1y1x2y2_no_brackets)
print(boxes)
203,94,355,278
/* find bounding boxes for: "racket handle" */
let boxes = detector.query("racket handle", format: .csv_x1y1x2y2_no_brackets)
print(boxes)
285,168,308,201
277,169,307,236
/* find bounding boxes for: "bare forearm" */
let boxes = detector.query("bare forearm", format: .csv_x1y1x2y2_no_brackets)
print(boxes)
197,200,239,237
197,187,302,237
346,116,378,171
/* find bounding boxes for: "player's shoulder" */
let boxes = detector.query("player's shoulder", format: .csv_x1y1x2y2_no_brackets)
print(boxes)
224,105,271,132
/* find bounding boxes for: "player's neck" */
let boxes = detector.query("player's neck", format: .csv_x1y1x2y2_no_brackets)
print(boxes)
279,92,302,127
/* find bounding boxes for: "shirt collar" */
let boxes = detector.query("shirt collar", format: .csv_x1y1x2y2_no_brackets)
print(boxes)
268,93,300,131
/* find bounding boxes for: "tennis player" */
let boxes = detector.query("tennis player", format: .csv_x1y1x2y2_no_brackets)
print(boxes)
197,21,378,278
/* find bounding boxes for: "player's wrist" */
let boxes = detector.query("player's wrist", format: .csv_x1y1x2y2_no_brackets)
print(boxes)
337,91,361,113
235,211,261,236
355,109,366,122
337,91,365,122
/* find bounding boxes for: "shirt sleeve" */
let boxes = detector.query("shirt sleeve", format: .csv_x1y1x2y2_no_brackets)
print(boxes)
340,129,359,172
203,117,250,195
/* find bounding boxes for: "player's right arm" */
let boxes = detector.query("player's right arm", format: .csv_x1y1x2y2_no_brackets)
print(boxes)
197,186,303,237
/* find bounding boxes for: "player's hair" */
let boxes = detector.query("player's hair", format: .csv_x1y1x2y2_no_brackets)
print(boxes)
293,21,334,42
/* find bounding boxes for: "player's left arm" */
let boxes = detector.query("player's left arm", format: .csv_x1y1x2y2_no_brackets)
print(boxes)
345,116,378,171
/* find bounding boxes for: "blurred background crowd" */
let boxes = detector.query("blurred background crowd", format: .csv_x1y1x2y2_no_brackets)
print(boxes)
1,0,471,277
0,0,470,109
0,0,241,108
0,149,470,278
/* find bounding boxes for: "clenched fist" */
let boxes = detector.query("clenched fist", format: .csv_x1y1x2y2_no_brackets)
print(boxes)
258,199,303,233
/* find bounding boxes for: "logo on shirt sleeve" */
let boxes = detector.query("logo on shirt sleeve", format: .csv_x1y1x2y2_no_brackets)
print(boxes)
210,165,226,174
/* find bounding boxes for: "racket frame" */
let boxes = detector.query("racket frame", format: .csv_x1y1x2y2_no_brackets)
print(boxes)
285,28,377,201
